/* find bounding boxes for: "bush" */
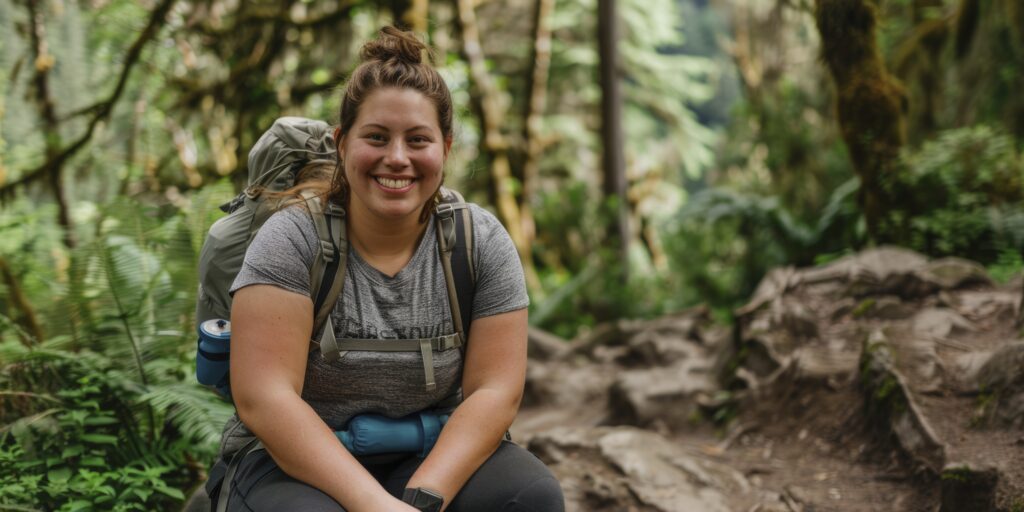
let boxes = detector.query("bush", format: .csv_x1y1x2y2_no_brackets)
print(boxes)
884,125,1024,261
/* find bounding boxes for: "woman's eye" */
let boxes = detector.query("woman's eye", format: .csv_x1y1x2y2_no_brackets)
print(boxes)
409,136,430,145
367,134,387,142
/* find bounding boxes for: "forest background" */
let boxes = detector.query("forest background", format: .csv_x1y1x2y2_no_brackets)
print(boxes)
0,0,1022,509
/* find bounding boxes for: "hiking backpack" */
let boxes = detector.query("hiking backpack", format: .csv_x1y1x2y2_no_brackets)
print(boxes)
195,117,476,398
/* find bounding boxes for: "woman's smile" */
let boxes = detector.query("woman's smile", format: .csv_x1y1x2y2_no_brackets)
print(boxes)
373,176,416,191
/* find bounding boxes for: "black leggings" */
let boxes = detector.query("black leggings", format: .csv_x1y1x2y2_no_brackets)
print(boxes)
206,441,564,511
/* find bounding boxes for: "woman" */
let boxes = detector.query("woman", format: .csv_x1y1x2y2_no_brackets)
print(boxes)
206,27,564,511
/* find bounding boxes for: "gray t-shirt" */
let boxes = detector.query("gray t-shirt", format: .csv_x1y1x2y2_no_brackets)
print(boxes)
227,203,528,433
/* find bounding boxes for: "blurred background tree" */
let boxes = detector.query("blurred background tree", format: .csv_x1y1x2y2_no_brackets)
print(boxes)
0,0,1021,507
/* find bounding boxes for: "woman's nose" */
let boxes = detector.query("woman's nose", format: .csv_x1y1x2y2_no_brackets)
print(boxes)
384,142,410,168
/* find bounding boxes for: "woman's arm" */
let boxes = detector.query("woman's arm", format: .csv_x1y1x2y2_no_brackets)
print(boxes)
404,307,528,509
231,284,416,512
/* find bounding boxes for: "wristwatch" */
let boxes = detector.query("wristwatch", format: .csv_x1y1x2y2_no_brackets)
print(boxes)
402,487,445,512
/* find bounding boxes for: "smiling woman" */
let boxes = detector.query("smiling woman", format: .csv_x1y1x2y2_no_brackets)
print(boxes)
339,88,449,258
203,26,564,512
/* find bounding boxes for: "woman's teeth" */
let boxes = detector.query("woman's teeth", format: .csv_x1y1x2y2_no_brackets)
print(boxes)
375,177,413,189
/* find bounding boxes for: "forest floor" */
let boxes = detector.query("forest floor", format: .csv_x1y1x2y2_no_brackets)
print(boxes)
513,247,1024,512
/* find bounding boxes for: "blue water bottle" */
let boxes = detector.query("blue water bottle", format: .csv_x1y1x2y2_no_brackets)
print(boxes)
197,319,232,397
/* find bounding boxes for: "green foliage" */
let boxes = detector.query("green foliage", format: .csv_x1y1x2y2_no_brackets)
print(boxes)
883,125,1024,261
718,81,855,222
620,0,719,180
531,154,865,333
1,197,233,508
987,250,1024,284
940,465,973,482
0,350,189,511
663,185,841,312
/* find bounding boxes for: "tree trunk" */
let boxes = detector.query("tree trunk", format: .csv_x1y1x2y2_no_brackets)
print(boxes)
454,0,542,294
25,0,75,249
598,0,630,279
814,0,907,243
391,0,429,32
0,257,44,346
520,0,555,260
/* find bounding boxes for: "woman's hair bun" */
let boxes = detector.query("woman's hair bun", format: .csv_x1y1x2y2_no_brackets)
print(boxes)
361,26,431,65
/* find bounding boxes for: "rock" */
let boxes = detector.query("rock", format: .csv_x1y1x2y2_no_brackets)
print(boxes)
607,360,717,428
774,299,820,339
528,426,751,512
950,290,1019,323
949,350,994,393
792,344,860,382
569,309,709,359
975,342,1024,426
528,326,570,361
613,328,706,368
523,360,615,410
737,266,800,316
861,295,919,320
911,308,977,340
861,336,947,472
976,342,1024,391
842,247,931,297
900,339,945,393
742,298,819,343
739,336,789,380
918,258,993,291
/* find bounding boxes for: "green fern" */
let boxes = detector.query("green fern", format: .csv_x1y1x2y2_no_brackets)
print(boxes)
140,384,233,451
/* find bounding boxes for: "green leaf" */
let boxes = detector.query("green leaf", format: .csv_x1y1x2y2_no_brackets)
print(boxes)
80,456,106,467
64,500,93,511
155,485,185,499
131,488,152,501
80,434,119,445
62,445,85,458
83,416,120,426
48,467,72,483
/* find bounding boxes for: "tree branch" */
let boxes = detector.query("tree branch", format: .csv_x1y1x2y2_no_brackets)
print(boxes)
0,0,178,201
184,2,357,37
23,0,75,248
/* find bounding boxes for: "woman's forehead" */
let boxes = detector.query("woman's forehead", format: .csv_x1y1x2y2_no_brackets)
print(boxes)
354,88,440,130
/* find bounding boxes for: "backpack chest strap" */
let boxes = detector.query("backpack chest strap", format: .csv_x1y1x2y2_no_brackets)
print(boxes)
331,333,463,352
319,331,463,392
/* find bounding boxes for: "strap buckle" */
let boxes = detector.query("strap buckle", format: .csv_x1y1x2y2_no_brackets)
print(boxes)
319,240,336,264
324,201,346,217
434,203,455,219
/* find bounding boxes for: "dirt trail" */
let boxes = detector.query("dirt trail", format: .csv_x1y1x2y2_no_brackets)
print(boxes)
514,248,1024,511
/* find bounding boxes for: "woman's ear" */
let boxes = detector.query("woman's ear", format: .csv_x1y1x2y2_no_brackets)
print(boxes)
334,127,345,159
444,136,453,158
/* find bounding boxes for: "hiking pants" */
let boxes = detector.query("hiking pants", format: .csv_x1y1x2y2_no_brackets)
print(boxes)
205,440,565,511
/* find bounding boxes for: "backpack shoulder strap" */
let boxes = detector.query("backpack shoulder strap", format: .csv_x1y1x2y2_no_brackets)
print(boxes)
434,189,476,347
299,190,347,357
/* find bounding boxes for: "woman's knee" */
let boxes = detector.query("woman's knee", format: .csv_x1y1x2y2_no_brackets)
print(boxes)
451,442,564,512
505,475,565,512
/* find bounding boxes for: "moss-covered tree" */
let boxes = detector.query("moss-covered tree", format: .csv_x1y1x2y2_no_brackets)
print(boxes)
814,0,908,242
